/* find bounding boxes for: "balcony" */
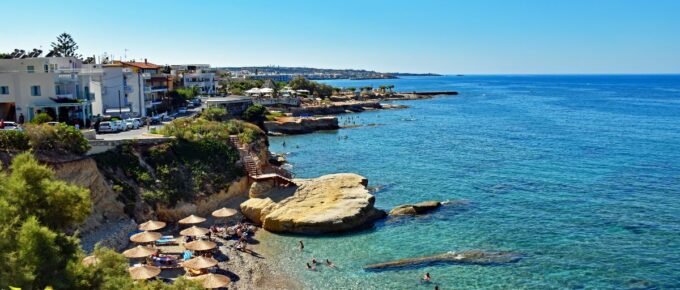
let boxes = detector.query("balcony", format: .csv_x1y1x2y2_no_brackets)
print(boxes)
144,86,168,93
55,93,74,99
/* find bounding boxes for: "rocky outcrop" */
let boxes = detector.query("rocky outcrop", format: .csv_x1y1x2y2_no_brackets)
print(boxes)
290,101,382,116
240,198,277,225
240,173,386,234
264,116,339,135
248,180,276,198
389,201,442,216
363,250,522,271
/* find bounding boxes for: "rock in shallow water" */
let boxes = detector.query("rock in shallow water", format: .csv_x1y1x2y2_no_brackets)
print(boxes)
363,250,522,271
389,200,442,216
240,173,387,234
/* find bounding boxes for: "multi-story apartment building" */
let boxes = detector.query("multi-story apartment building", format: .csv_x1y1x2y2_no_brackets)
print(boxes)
171,64,216,96
107,60,170,116
0,57,95,124
88,65,145,118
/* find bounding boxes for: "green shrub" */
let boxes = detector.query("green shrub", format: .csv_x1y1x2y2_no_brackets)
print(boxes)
242,104,267,128
202,107,229,121
24,123,90,155
31,113,53,124
0,130,30,151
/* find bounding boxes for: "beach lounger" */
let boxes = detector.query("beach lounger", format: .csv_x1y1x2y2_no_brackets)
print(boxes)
155,235,178,246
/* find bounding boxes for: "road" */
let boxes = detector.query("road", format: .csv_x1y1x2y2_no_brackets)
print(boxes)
95,107,201,141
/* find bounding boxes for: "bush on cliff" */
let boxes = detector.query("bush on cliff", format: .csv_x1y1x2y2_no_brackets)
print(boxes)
242,104,267,129
0,130,30,151
24,123,90,155
202,107,229,122
160,117,264,145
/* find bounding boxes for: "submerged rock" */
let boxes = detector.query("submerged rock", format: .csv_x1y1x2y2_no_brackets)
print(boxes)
389,201,442,216
363,250,522,271
240,173,386,234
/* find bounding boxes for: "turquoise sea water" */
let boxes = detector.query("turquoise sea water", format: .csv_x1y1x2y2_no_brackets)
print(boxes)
261,75,680,289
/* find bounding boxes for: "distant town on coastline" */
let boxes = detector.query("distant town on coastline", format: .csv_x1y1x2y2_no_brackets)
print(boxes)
0,33,442,125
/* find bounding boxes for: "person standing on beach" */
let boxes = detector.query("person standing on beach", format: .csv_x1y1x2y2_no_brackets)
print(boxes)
299,240,304,251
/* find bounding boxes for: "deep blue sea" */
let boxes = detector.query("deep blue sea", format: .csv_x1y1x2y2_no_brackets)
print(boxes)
260,75,680,289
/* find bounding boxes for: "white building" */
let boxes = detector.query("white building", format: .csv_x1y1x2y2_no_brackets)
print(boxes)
183,72,215,95
88,65,145,118
0,57,95,124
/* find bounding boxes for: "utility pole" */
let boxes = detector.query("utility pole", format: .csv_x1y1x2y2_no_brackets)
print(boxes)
118,90,122,117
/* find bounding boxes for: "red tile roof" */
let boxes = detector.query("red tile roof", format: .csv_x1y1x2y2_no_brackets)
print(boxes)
118,61,161,70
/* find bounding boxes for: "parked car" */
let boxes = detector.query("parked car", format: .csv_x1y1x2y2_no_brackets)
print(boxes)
112,120,127,131
150,115,162,125
192,98,201,106
97,121,117,133
1,121,20,131
124,119,137,130
178,107,188,114
132,118,143,128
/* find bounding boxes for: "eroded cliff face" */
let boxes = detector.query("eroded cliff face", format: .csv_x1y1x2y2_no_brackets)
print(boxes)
50,158,128,233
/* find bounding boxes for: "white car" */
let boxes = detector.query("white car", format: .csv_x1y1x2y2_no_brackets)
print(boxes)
97,121,117,133
124,119,138,130
113,120,127,131
1,121,20,131
132,118,143,128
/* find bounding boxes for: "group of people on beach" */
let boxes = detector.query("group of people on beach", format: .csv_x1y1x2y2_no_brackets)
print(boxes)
299,240,336,271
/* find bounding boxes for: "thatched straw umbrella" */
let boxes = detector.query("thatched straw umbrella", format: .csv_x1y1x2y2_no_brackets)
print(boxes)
178,214,206,225
182,256,218,270
130,231,162,244
122,245,157,259
211,207,237,218
184,240,217,251
179,226,209,237
128,265,161,280
189,273,231,289
138,220,167,231
82,255,98,266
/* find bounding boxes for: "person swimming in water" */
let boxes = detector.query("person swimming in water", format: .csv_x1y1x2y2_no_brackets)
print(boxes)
311,258,318,264
422,272,431,282
298,240,304,251
306,263,314,271
325,259,335,268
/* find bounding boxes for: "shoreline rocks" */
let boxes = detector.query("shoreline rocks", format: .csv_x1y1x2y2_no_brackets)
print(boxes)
389,200,442,216
241,173,386,234
363,250,522,271
264,116,339,135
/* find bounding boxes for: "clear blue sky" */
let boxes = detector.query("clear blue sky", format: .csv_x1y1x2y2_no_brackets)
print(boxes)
2,0,679,74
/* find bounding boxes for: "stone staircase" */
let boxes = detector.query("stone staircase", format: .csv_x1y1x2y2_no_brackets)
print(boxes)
230,135,293,185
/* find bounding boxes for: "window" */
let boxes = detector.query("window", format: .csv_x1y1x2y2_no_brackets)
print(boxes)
0,86,8,94
44,64,49,73
27,66,35,73
31,86,41,96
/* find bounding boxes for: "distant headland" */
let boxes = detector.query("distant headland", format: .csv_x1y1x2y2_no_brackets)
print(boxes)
220,66,441,80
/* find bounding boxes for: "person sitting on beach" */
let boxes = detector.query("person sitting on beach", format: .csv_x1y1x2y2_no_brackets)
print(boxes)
326,259,335,268
422,272,431,282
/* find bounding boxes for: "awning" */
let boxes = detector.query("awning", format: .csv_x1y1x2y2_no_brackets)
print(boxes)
105,108,131,114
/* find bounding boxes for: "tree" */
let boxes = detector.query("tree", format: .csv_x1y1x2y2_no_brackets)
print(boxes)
242,104,267,128
0,153,89,289
50,33,81,58
1,153,91,231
